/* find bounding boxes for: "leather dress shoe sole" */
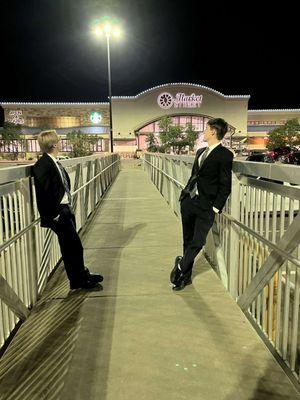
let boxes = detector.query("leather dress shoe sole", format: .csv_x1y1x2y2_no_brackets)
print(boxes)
88,273,103,283
172,277,192,291
84,267,104,283
70,280,101,290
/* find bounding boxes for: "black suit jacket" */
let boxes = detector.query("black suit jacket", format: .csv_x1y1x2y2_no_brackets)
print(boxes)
180,144,233,213
32,153,71,227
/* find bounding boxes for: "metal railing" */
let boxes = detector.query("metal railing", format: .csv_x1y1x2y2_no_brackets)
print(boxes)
143,152,300,389
0,153,120,350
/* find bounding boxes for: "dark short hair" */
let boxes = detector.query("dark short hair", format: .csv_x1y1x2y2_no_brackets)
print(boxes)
207,118,228,140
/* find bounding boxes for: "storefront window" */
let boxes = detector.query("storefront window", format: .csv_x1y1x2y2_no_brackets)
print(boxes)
191,117,204,131
0,140,25,153
26,117,81,128
172,116,180,125
60,139,72,152
140,123,155,133
91,139,103,152
179,116,191,126
139,115,208,134
27,139,40,152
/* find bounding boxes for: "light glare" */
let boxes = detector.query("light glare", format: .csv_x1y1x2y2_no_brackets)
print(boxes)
94,26,102,36
92,17,123,39
103,23,112,34
113,27,122,38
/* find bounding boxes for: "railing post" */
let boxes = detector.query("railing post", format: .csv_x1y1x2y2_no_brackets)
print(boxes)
79,164,85,229
21,177,39,305
228,172,241,299
84,160,92,219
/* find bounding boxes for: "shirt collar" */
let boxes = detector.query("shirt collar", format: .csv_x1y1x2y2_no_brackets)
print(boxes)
47,153,57,163
208,142,221,151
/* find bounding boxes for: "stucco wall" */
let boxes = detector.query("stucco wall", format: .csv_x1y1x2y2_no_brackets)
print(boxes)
112,84,249,135
3,104,110,128
248,110,300,124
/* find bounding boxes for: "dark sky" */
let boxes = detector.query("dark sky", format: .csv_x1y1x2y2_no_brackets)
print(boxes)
0,0,299,110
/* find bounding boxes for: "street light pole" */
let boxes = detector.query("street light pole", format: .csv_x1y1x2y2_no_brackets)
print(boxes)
92,19,122,153
106,34,114,153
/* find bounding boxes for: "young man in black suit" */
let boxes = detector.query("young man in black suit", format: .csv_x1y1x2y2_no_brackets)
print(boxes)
32,130,103,290
170,118,233,291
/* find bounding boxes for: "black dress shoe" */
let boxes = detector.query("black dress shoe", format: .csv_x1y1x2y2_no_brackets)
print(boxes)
84,267,103,283
70,279,101,290
170,256,182,284
87,272,103,283
172,274,192,291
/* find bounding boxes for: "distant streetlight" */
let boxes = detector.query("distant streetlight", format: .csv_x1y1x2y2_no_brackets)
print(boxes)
92,18,122,153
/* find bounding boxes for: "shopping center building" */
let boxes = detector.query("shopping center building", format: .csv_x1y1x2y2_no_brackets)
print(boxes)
1,83,300,155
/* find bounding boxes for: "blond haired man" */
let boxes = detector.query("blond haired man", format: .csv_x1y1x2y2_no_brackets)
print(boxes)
32,130,103,289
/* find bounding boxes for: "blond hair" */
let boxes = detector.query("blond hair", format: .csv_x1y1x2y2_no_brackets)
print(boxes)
37,130,59,153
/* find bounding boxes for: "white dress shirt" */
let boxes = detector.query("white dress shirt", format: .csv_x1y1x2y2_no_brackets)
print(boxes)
48,153,70,205
196,142,221,213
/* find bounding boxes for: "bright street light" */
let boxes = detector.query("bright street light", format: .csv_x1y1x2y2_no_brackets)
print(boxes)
92,18,122,153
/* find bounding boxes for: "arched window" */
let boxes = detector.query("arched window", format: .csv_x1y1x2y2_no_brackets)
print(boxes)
138,115,210,134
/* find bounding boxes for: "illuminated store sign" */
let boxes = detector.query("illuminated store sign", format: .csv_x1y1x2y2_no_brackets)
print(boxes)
90,112,102,124
157,92,203,109
8,110,25,124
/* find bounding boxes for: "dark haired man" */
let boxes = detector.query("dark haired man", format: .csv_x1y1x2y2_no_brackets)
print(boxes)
170,118,233,291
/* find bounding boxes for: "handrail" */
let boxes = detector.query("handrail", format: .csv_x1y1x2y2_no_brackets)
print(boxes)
143,157,300,269
0,153,120,348
143,152,300,388
0,159,120,255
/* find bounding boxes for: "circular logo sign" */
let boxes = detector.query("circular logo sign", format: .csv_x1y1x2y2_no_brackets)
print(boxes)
90,112,102,124
157,92,174,109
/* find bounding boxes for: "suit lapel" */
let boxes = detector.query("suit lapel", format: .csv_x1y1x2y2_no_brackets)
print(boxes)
194,147,206,169
190,148,203,176
44,153,63,181
200,144,222,169
43,153,66,196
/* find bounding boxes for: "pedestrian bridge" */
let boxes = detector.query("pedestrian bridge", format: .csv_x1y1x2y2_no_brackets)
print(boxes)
0,154,299,399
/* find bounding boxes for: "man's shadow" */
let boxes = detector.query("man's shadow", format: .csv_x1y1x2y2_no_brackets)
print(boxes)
176,276,298,399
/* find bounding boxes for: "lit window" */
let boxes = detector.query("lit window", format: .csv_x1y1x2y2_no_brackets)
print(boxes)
25,117,81,128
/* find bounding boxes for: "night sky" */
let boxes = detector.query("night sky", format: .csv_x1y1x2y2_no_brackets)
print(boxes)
0,0,299,119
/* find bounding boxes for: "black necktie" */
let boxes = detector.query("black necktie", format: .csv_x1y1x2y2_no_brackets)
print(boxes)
57,161,72,205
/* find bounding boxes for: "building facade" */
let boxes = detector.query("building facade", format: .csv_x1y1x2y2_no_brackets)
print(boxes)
1,83,299,155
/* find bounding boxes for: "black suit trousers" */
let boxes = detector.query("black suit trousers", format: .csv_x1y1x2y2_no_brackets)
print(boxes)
49,205,86,283
180,196,215,274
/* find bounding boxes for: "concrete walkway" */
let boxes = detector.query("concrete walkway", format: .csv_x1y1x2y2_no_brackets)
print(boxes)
0,160,299,400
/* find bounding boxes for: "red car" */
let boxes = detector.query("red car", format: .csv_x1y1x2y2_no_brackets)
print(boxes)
265,146,293,161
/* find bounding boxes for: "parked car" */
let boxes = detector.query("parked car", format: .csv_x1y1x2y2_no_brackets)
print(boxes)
280,150,300,165
57,155,70,160
246,153,274,163
265,146,295,161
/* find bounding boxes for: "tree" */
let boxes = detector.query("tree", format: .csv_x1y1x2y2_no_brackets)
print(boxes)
0,122,23,160
267,118,300,150
158,116,173,152
158,116,198,154
67,130,97,157
159,117,184,154
184,123,198,151
146,132,159,152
